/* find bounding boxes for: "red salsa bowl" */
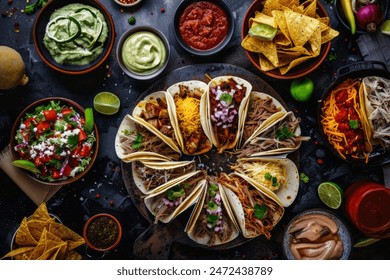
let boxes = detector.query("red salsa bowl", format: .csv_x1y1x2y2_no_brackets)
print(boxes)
173,0,234,56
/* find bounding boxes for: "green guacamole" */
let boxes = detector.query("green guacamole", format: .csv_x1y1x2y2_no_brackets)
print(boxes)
43,3,108,66
121,31,167,74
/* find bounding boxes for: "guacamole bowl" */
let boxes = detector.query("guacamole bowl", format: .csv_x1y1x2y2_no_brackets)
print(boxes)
33,0,115,75
116,26,170,80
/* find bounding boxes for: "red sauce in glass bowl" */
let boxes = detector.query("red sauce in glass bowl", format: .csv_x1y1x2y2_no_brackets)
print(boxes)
178,1,228,50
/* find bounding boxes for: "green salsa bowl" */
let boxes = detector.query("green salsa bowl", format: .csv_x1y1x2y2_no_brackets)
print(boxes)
33,0,115,75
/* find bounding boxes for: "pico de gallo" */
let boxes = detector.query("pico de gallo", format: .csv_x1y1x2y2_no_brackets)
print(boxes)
13,100,96,181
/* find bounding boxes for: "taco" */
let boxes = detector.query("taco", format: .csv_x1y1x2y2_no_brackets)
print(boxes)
231,157,299,207
218,173,284,239
144,170,204,224
321,78,372,162
361,76,390,150
202,76,252,153
185,176,239,246
166,80,213,155
132,160,197,194
238,111,309,157
239,91,287,147
115,115,181,162
132,91,181,153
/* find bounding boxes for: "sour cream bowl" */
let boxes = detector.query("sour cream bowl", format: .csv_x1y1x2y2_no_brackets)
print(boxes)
116,26,170,80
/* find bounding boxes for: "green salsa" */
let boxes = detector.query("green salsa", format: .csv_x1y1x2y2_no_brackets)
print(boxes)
121,31,167,74
43,3,108,66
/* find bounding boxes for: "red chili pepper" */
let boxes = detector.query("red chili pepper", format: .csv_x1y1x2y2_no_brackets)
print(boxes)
317,158,324,165
160,7,165,13
43,109,57,122
95,193,100,199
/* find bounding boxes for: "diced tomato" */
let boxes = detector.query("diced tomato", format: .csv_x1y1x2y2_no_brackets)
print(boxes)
68,157,79,167
79,144,92,157
79,117,85,125
52,171,61,179
61,108,73,116
21,129,30,142
78,129,87,142
43,109,57,122
36,121,50,133
39,155,51,163
62,165,73,177
34,156,43,167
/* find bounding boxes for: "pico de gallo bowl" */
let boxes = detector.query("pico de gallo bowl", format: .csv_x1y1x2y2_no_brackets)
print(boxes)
10,97,99,185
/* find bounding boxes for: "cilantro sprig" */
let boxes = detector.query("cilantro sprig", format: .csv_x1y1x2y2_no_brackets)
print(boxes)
253,204,268,219
276,126,294,140
25,0,48,15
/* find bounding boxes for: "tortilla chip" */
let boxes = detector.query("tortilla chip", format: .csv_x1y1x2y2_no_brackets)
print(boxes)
321,27,340,44
279,46,312,56
0,246,35,260
15,218,38,246
64,250,83,260
284,10,320,47
279,56,313,75
301,0,317,17
308,26,322,56
30,202,51,222
250,11,277,28
262,1,290,16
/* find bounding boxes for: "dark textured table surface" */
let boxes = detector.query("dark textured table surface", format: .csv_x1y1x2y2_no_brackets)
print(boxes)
1,0,389,260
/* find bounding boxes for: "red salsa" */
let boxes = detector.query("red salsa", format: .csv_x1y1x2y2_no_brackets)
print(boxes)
179,1,228,50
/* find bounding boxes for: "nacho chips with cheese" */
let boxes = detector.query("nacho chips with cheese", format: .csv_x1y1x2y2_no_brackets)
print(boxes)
242,0,339,75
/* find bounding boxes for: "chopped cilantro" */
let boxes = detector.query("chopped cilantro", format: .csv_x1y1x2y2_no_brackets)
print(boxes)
206,214,219,227
67,134,79,150
349,119,359,130
253,204,268,219
207,201,218,210
209,183,218,197
25,0,48,15
166,185,185,201
300,172,310,183
276,126,294,140
131,133,143,149
128,16,136,25
328,52,337,61
219,93,233,105
264,172,278,187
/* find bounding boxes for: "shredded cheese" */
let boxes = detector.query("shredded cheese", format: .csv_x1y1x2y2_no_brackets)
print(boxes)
241,161,286,192
175,96,201,138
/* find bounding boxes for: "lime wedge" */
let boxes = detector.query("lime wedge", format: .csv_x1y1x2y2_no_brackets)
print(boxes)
353,237,380,248
248,23,277,41
93,92,120,115
318,181,343,209
84,107,94,134
12,159,41,174
380,20,390,36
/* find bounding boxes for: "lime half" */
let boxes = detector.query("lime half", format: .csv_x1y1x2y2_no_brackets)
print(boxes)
353,237,380,248
318,182,343,209
93,92,120,115
12,160,41,173
380,20,390,36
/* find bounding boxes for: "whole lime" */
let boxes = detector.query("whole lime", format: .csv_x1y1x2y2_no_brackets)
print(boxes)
290,77,314,102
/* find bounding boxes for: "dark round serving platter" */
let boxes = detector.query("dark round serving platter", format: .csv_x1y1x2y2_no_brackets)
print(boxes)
120,63,297,259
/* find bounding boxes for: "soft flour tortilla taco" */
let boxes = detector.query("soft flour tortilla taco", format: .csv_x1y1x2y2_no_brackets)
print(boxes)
166,80,213,155
238,111,309,157
185,176,239,246
231,157,299,207
115,115,181,162
132,91,181,153
218,173,284,239
239,91,287,147
202,76,252,153
321,78,372,162
132,160,196,194
144,170,204,224
361,76,390,149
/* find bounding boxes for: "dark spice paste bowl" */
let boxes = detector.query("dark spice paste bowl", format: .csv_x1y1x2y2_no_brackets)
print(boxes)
83,213,122,252
173,0,235,56
32,0,115,75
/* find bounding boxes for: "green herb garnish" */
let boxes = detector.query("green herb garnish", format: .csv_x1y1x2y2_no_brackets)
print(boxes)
206,214,219,227
128,16,136,25
131,133,142,149
264,172,278,187
166,185,185,201
209,183,218,197
25,0,48,15
207,201,218,211
219,93,233,105
275,126,294,140
254,204,268,219
67,134,79,150
300,172,310,183
349,119,359,130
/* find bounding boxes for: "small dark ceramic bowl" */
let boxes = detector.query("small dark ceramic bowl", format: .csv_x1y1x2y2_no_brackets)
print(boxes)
10,97,99,186
33,0,115,75
282,209,352,260
242,0,331,80
334,0,388,34
113,0,143,8
83,213,122,252
116,26,170,80
173,0,234,56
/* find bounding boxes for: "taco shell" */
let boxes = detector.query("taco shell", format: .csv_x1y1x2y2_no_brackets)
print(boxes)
232,157,299,207
185,178,239,246
166,80,213,155
203,76,252,153
144,170,204,224
132,91,181,154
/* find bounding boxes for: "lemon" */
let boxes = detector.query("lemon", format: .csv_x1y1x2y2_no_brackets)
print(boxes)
290,77,314,102
317,181,343,209
12,160,40,173
353,237,380,248
380,20,390,36
93,92,120,115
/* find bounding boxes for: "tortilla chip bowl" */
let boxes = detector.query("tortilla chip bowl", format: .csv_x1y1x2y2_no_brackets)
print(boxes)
9,97,99,186
33,0,115,75
242,0,337,80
